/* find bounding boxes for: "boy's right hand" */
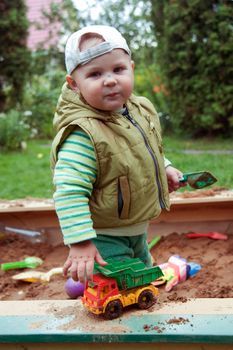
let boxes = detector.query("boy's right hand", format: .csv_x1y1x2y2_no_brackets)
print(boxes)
63,240,107,283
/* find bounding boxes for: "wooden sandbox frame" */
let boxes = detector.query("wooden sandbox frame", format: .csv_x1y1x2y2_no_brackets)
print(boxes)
0,195,233,349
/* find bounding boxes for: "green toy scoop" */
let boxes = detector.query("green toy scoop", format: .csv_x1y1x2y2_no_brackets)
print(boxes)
0,257,43,271
180,171,217,189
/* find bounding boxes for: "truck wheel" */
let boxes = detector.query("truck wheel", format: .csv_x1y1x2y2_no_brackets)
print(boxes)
104,299,123,320
138,289,156,309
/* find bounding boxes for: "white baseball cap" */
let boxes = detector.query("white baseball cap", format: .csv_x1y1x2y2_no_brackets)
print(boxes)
65,25,131,74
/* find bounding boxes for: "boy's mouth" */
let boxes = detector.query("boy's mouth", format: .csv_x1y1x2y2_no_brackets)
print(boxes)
105,92,120,98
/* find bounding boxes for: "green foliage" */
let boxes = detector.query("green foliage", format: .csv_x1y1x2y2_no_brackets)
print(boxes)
134,64,170,128
0,0,31,110
151,0,233,137
0,69,65,150
32,0,83,74
16,0,82,140
0,110,30,151
82,0,156,65
23,69,65,138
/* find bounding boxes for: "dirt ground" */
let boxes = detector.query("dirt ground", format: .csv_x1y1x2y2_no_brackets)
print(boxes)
0,187,233,303
1,230,232,302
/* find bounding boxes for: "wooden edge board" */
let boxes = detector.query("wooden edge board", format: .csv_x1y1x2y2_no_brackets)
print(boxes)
0,298,232,316
0,299,232,344
0,195,232,214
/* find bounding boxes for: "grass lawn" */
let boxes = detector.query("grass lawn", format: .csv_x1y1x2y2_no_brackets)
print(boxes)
163,135,233,191
0,140,53,200
0,136,232,200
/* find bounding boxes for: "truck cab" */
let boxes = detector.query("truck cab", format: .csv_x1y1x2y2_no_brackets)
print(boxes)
82,274,120,315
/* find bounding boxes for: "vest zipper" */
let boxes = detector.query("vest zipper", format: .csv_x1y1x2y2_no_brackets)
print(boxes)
122,109,165,209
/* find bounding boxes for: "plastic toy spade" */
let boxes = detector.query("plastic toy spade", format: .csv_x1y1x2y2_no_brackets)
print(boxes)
0,257,43,271
180,171,217,189
186,232,228,240
148,236,161,250
12,267,63,283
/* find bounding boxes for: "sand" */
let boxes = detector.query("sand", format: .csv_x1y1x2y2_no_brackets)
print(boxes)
1,230,232,302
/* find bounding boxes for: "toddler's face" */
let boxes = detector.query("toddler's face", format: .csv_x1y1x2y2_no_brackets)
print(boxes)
70,49,134,111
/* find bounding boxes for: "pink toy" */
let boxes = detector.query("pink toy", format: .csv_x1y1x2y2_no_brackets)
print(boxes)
158,255,201,292
65,277,85,299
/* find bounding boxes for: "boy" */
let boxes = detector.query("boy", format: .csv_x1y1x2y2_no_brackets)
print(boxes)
51,25,185,283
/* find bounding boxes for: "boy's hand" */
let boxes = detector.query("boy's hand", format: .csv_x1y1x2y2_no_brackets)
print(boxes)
63,240,107,283
165,166,186,193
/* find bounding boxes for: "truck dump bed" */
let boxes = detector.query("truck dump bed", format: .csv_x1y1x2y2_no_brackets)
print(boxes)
95,258,163,290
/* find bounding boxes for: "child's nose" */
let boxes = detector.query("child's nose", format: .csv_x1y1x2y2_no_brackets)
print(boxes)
103,74,117,86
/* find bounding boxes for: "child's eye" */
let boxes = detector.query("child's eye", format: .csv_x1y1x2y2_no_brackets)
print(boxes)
88,71,101,78
114,66,125,73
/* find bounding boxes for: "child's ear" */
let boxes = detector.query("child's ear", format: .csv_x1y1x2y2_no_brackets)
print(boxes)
131,60,135,70
66,75,79,92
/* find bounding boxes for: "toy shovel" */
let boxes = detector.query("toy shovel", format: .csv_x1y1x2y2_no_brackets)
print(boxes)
186,232,228,240
180,171,217,189
0,257,43,271
148,236,161,250
12,267,63,283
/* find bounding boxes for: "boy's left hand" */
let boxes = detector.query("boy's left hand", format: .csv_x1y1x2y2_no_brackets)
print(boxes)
165,166,186,193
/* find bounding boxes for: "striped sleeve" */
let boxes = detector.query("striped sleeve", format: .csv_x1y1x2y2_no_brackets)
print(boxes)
164,157,172,168
53,128,97,245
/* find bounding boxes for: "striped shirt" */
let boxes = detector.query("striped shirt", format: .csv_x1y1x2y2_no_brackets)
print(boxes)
53,128,171,245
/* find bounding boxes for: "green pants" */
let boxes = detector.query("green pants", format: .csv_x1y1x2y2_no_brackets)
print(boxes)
92,233,152,267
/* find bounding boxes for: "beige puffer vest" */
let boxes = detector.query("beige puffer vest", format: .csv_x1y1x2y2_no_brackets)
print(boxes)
51,84,170,228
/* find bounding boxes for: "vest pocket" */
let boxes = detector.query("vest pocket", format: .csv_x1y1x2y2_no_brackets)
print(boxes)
118,176,130,219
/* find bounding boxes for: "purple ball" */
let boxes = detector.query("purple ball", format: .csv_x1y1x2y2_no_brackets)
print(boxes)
65,277,85,299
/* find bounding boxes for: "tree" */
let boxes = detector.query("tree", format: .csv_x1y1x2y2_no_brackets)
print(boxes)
151,0,233,137
30,0,83,75
0,0,31,110
81,0,156,64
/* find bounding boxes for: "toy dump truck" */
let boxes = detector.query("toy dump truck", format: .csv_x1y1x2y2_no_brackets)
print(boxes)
82,258,163,319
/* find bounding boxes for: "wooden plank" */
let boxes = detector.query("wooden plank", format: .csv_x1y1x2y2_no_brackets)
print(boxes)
0,210,62,246
1,343,233,350
1,298,232,316
155,199,233,223
0,299,232,345
0,209,58,228
0,197,232,240
148,220,232,239
149,197,233,237
0,205,55,213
